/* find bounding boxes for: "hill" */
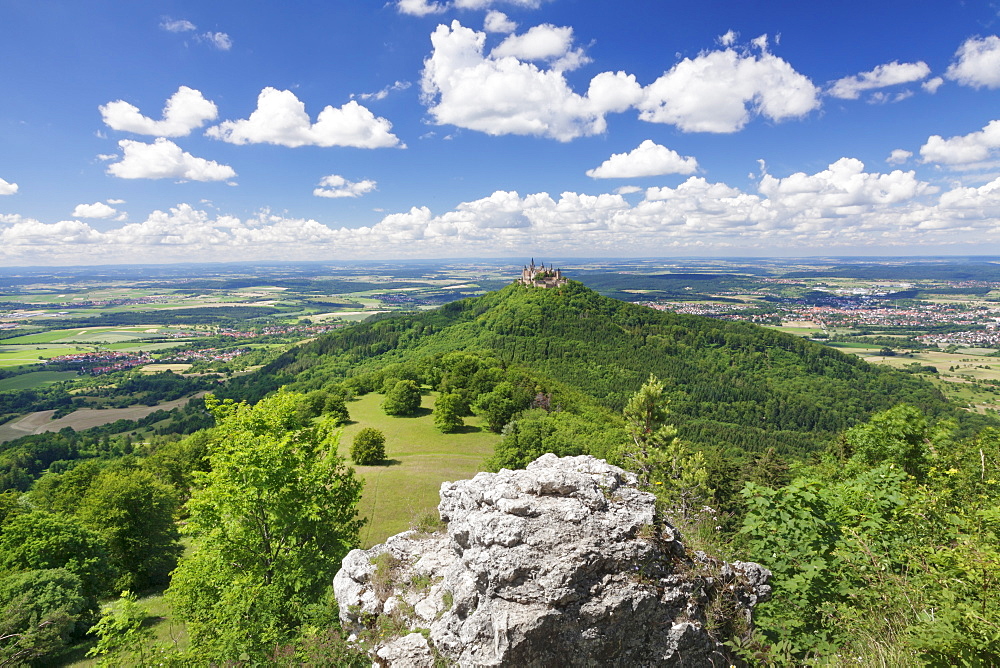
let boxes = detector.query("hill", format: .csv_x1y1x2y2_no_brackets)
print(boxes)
239,280,985,455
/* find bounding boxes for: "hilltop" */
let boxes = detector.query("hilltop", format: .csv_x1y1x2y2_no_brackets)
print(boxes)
243,280,984,455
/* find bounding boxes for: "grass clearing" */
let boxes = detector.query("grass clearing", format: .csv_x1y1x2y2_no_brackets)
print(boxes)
338,391,499,548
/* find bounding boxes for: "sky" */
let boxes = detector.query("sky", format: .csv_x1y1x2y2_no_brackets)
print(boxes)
4,0,1000,266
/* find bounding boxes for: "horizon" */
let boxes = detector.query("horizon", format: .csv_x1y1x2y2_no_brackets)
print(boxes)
4,1,1000,265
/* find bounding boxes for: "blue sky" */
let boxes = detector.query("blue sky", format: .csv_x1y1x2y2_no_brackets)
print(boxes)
4,0,1000,265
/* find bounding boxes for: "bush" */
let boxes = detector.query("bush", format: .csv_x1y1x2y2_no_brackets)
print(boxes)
350,428,386,465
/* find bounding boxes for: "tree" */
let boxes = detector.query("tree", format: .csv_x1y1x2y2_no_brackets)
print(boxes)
0,568,88,665
620,375,712,520
167,391,364,661
382,379,422,416
350,428,386,465
77,469,181,591
0,511,113,606
86,590,153,666
433,393,465,433
474,381,531,433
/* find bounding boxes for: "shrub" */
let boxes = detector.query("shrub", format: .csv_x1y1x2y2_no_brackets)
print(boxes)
351,428,386,465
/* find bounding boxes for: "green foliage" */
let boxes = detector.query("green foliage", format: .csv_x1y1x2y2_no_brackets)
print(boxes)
487,408,626,471
351,427,386,465
382,379,422,416
741,406,1000,664
86,590,153,666
264,281,980,456
432,393,465,433
0,511,113,604
167,390,364,662
77,468,181,591
0,568,87,665
474,381,532,433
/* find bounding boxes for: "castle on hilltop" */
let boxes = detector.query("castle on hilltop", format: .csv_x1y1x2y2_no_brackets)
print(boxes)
519,259,567,288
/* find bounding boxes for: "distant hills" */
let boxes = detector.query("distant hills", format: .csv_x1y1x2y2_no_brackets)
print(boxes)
248,280,987,455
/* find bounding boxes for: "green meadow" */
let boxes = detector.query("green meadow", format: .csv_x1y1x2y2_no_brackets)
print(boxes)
337,391,499,548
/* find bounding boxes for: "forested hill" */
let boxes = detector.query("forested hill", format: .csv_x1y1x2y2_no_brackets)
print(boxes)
252,280,987,455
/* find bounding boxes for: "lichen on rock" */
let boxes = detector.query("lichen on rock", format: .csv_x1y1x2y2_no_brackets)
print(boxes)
333,453,771,667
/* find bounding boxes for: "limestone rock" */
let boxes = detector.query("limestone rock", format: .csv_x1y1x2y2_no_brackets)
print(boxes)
333,453,771,667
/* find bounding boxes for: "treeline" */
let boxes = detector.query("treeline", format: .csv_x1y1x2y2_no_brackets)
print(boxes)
0,399,213,491
259,281,990,455
1,370,219,420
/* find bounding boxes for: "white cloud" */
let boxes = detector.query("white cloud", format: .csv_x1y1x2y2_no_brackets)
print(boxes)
719,30,737,47
14,158,1000,264
100,86,218,137
615,185,642,195
491,23,589,71
161,18,196,32
484,10,517,33
920,120,1000,165
355,81,411,102
398,0,542,14
586,140,699,178
398,0,446,15
314,175,378,198
828,61,930,99
887,149,912,165
205,87,403,148
106,138,237,181
638,41,819,133
106,198,126,204
0,178,18,195
946,35,1000,89
421,21,642,141
922,76,944,93
72,202,118,219
200,31,232,50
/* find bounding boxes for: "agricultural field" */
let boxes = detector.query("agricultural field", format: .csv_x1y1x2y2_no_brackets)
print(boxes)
830,343,1000,414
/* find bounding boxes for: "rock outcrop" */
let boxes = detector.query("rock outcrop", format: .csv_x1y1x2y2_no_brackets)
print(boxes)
334,454,771,667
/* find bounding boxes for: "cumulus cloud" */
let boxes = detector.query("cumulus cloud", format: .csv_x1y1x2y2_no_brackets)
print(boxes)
106,138,237,181
72,202,118,219
484,10,517,33
491,23,589,71
922,76,944,93
12,157,1000,265
206,87,402,148
0,178,18,195
314,175,378,198
920,120,1000,165
638,38,819,133
828,61,930,100
946,35,1000,89
586,140,699,178
100,86,219,137
161,18,196,32
421,21,641,141
887,149,912,165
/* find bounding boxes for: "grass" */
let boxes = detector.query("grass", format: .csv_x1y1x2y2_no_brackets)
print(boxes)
0,370,78,391
337,391,499,547
0,346,89,367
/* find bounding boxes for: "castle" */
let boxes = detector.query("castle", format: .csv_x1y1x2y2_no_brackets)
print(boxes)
518,259,567,288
